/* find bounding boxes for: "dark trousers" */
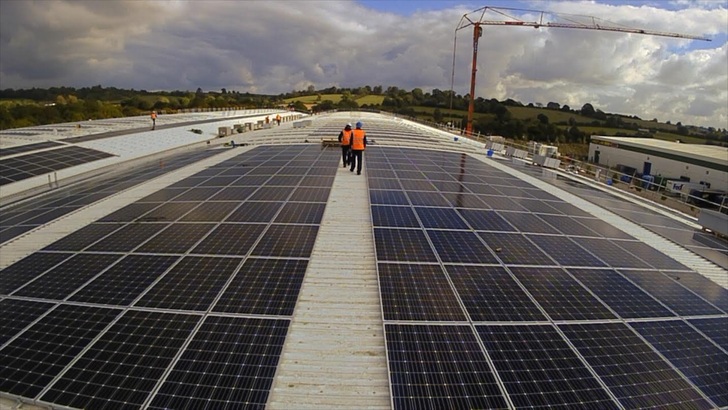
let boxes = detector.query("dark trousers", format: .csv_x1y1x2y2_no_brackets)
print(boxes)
341,146,350,166
350,150,363,174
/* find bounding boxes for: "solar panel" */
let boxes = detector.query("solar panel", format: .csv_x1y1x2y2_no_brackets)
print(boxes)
172,187,221,201
251,224,319,257
191,223,266,256
559,322,713,409
0,299,56,345
688,317,728,349
427,230,499,264
274,202,326,224
619,270,724,316
13,253,123,300
613,242,690,270
180,202,240,222
98,203,161,222
571,237,653,268
288,187,331,202
69,255,179,305
135,256,242,311
498,212,561,234
139,202,199,221
477,232,556,266
373,228,437,262
566,268,675,318
39,310,200,409
378,263,466,321
457,209,516,231
527,235,608,267
225,201,283,222
370,189,409,205
148,316,289,409
509,267,617,320
415,207,469,229
630,320,728,407
476,324,619,409
385,324,509,409
213,258,308,315
0,304,121,398
0,253,72,294
407,191,452,207
447,265,547,321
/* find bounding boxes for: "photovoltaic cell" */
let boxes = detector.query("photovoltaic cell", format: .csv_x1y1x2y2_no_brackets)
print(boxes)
477,232,555,266
180,202,240,222
631,320,728,407
619,270,723,316
13,253,123,300
139,202,199,221
509,267,616,320
559,322,713,409
148,316,289,409
371,205,420,228
477,324,618,409
570,237,653,268
374,228,437,262
478,195,527,211
40,310,200,409
613,241,690,270
527,235,608,267
98,203,160,222
88,223,169,252
0,299,55,345
457,209,516,232
209,186,257,201
135,256,241,311
213,258,308,316
566,268,675,319
69,255,179,305
385,324,509,409
370,189,409,205
135,223,216,254
251,224,319,258
225,201,283,222
659,271,728,312
172,187,220,201
407,191,451,207
427,230,499,264
288,187,331,202
378,263,466,321
447,265,546,321
498,212,561,234
0,305,120,398
274,202,326,224
573,218,636,239
191,223,266,256
249,187,293,201
0,252,71,294
415,207,469,229
688,317,728,350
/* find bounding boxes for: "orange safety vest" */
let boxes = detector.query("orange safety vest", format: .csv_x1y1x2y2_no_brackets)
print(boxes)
151,112,157,119
351,129,366,150
341,129,353,146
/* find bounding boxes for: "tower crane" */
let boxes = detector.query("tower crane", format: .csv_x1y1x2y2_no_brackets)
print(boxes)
451,6,711,136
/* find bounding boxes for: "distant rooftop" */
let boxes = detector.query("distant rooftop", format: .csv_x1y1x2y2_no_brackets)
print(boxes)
591,135,728,164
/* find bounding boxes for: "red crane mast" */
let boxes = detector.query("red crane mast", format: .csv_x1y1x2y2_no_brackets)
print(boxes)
451,6,711,136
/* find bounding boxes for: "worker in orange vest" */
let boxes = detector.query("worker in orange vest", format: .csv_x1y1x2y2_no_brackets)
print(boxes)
275,114,282,126
349,121,367,175
150,111,157,130
338,123,353,168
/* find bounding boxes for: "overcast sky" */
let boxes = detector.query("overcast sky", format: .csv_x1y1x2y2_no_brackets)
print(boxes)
0,0,726,129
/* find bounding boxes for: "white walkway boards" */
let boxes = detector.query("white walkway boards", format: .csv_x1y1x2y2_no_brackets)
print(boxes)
268,165,390,409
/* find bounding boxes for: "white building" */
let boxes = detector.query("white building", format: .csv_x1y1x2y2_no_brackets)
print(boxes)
588,135,728,190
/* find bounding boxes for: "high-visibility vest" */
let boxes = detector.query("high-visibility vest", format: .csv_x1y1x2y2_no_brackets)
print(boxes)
151,113,157,119
341,129,353,146
351,129,366,150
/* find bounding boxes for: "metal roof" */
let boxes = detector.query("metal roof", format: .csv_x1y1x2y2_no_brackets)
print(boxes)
591,135,728,164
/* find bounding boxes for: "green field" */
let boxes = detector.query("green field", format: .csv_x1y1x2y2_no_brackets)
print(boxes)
355,95,385,105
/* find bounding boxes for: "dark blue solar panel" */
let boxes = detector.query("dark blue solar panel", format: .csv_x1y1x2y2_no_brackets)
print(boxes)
225,201,283,222
98,203,161,222
559,322,713,409
135,223,216,254
509,267,616,320
0,299,55,345
370,189,409,205
0,252,72,294
289,187,331,202
688,317,728,350
659,271,728,312
415,207,469,229
378,263,466,321
12,253,123,300
191,223,266,256
477,324,618,409
399,179,437,191
386,324,509,409
139,202,199,221
214,258,308,316
620,270,723,316
209,186,257,201
498,212,561,234
149,316,288,409
447,265,547,321
567,268,675,318
478,195,527,211
457,209,516,231
40,310,200,409
41,223,121,251
613,242,690,270
573,218,636,239
249,186,293,201
407,191,452,207
570,237,653,268
527,235,608,267
477,232,555,265
274,202,326,224
251,224,319,257
371,205,420,228
514,199,564,215
631,320,728,407
87,223,168,252
172,187,220,201
70,255,179,305
0,305,120,398
369,178,402,190
135,256,241,311
427,230,498,264
180,202,239,222
374,228,437,262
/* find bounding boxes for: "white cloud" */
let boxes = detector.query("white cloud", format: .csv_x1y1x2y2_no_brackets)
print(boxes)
0,0,725,129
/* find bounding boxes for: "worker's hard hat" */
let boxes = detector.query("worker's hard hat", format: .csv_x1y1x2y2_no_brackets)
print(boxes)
346,123,352,127
356,121,363,128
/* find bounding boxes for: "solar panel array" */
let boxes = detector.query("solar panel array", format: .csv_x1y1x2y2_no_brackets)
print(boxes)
0,148,223,245
0,146,115,186
369,147,727,409
0,144,338,409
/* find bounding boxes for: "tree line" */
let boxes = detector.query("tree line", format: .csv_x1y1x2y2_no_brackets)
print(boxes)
1,85,725,147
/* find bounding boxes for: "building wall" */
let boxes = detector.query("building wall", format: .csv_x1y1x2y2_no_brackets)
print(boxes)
588,143,727,188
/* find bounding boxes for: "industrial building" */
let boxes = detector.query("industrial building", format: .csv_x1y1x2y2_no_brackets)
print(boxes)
1,112,727,409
